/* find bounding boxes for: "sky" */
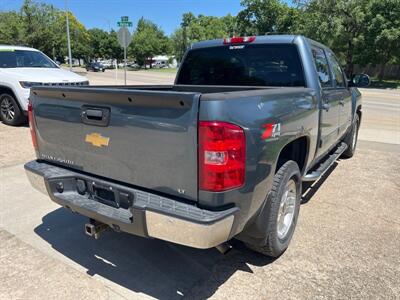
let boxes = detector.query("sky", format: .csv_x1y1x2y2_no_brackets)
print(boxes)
0,0,247,35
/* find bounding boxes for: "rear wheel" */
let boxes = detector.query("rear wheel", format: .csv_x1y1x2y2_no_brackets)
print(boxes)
342,114,360,158
0,93,25,126
245,160,301,257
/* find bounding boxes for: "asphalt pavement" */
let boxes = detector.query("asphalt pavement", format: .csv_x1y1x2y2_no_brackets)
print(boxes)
0,71,399,299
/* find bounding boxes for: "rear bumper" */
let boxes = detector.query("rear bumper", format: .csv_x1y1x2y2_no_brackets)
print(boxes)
25,160,238,249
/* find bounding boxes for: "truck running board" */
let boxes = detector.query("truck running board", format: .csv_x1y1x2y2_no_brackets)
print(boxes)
303,142,348,182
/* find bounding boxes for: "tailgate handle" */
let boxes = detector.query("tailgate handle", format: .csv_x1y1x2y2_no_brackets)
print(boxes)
81,106,110,127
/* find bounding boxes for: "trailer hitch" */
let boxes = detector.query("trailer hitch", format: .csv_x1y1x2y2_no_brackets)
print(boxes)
85,219,109,239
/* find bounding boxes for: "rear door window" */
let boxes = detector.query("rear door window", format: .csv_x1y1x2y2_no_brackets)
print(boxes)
311,47,332,88
177,44,306,87
328,54,346,88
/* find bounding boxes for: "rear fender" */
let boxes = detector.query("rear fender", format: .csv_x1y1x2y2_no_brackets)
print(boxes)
350,87,362,122
237,134,310,241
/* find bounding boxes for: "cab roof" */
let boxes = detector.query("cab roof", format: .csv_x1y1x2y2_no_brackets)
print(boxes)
190,35,330,52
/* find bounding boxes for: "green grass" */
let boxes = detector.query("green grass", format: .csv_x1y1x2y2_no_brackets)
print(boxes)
141,68,178,73
369,79,400,89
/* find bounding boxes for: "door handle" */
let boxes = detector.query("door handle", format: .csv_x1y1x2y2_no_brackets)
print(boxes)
81,106,110,126
322,103,330,111
85,109,103,120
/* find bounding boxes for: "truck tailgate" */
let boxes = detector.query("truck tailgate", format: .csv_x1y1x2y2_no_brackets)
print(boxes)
31,87,200,201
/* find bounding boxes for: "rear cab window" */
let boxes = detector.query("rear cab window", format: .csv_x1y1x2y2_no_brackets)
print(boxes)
177,44,306,87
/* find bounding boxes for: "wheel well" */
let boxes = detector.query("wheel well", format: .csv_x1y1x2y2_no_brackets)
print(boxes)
0,85,23,111
275,137,308,174
0,86,15,97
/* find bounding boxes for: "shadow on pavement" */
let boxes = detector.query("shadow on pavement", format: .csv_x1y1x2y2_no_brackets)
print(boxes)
301,162,338,204
34,209,273,299
34,162,338,299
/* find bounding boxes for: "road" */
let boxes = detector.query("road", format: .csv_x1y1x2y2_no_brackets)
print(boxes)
84,68,177,86
0,71,399,299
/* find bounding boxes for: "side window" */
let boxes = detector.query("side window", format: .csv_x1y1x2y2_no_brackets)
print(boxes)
329,54,346,88
311,47,332,88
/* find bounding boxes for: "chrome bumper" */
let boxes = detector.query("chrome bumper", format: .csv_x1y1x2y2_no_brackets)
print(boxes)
26,169,47,195
25,162,237,249
146,211,234,249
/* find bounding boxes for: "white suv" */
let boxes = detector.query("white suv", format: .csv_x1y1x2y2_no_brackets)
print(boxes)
0,45,88,126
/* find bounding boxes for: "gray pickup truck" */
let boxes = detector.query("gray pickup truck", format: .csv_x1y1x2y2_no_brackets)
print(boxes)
25,35,369,257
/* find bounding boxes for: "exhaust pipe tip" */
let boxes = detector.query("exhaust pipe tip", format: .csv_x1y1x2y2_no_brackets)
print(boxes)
216,242,232,255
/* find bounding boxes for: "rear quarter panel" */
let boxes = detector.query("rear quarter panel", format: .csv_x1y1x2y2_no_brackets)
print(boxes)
199,88,319,235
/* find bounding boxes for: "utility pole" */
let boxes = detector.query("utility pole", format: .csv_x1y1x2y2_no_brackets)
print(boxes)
65,0,72,71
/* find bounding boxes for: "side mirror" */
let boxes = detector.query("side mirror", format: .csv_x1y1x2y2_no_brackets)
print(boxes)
349,73,370,87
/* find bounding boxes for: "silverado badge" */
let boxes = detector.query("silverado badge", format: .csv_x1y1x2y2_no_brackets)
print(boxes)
85,133,110,147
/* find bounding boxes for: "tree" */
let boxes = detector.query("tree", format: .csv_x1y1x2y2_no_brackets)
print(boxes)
363,0,400,80
53,11,89,64
103,30,124,61
171,13,238,62
88,28,109,59
237,0,300,35
296,0,369,76
221,14,240,37
128,18,169,68
20,0,60,56
0,12,24,45
170,28,186,62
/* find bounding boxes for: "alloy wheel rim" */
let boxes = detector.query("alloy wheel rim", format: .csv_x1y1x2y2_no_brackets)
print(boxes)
0,97,15,121
277,179,297,239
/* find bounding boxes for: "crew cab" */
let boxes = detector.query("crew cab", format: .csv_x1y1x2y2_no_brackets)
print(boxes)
25,35,369,257
0,45,88,126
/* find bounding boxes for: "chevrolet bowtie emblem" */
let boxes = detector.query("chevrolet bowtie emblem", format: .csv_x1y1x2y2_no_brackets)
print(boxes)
85,133,110,147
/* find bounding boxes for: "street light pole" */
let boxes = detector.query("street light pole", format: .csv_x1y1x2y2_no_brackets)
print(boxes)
65,0,72,71
123,32,127,85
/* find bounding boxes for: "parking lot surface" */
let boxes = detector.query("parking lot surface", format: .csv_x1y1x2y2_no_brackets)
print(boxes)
0,72,399,299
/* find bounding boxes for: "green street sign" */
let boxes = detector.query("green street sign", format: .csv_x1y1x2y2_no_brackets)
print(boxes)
117,16,132,27
117,21,133,27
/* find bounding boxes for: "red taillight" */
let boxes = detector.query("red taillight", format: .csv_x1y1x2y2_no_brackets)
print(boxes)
223,36,256,44
199,121,246,192
28,101,38,150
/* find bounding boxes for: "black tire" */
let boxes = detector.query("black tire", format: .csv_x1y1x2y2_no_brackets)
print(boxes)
245,160,302,257
0,93,26,126
341,114,360,158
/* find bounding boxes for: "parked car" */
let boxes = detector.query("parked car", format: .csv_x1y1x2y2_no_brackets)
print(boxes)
99,61,112,69
86,62,105,72
25,35,369,257
127,62,140,69
0,45,88,126
152,61,167,68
